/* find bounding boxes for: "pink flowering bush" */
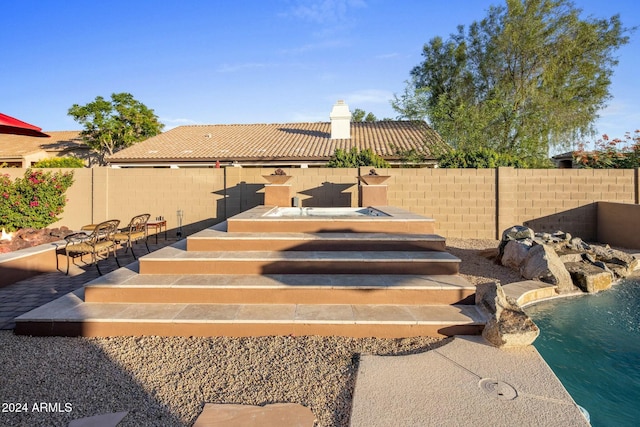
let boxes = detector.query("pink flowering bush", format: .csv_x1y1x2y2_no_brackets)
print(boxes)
573,131,640,168
0,169,74,231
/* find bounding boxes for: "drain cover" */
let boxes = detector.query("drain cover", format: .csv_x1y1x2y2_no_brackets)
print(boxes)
478,378,518,400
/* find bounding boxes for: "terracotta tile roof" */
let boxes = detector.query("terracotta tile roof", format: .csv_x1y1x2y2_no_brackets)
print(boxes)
107,121,446,163
0,131,85,159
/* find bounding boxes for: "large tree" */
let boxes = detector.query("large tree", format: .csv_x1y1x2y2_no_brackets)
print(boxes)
393,0,631,164
68,93,164,165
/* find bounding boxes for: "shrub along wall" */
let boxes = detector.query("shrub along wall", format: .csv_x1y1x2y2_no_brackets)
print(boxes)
8,166,637,241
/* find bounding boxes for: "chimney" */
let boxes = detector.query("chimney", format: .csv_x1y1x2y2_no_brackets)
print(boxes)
330,100,351,139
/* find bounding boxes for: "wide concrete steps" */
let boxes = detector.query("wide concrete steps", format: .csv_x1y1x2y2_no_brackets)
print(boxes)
187,229,447,252
14,288,486,338
84,273,475,305
138,244,460,276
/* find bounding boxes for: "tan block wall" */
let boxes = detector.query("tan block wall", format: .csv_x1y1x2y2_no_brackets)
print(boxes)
4,167,639,242
597,202,640,249
511,169,635,241
384,168,497,239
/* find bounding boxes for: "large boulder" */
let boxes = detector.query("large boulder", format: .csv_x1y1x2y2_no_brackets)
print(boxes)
498,225,535,262
476,282,539,348
520,244,574,293
501,240,531,269
564,262,613,293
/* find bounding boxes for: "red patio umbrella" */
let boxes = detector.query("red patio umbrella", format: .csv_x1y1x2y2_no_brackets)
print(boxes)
0,113,50,137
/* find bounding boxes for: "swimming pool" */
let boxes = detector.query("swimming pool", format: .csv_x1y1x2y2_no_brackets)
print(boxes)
525,279,640,426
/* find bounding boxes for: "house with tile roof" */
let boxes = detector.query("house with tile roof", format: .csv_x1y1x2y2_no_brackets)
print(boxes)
0,131,90,167
107,101,447,168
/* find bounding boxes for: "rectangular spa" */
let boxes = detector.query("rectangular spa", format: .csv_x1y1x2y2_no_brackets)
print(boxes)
264,207,390,218
227,205,436,234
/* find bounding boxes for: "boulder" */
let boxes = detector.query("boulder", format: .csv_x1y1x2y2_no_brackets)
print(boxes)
498,225,535,261
501,240,531,269
476,282,539,348
520,244,574,293
589,245,639,271
564,262,613,293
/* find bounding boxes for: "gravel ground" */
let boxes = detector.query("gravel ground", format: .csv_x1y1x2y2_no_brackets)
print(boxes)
0,239,513,427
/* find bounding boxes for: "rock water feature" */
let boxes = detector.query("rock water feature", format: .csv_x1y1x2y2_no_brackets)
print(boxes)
498,225,638,294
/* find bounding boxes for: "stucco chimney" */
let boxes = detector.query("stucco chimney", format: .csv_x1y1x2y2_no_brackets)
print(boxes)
330,100,351,139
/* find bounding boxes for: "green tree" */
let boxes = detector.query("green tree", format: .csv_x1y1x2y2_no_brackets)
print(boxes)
68,93,164,165
327,147,390,168
393,0,631,164
352,108,378,122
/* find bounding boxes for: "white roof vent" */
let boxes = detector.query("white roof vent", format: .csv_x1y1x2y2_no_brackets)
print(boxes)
330,100,351,139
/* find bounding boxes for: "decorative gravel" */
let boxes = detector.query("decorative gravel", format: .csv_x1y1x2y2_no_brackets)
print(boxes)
0,239,512,427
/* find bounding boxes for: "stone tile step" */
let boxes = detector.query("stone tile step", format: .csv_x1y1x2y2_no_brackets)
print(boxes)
84,273,476,305
138,247,461,275
14,290,486,338
187,226,447,252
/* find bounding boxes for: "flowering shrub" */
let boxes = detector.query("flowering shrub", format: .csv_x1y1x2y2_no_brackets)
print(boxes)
0,169,74,231
573,131,640,168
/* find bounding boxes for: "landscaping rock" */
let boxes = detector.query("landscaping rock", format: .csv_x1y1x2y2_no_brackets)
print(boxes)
564,262,613,293
476,282,539,348
520,244,574,293
498,225,535,261
589,245,639,270
501,240,531,269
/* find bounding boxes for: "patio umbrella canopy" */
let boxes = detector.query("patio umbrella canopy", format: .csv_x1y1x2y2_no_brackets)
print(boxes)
0,113,50,137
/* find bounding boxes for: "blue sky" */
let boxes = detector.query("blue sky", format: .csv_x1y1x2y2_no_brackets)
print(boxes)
1,0,638,149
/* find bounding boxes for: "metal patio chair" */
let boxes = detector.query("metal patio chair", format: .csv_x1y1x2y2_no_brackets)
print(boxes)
64,219,120,275
113,213,151,260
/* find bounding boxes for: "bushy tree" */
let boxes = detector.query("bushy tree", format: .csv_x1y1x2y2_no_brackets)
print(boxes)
327,147,390,168
573,131,640,168
393,0,631,164
352,108,378,122
32,157,85,168
68,92,164,165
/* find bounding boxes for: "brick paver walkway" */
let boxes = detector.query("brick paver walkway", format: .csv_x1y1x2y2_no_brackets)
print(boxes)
0,237,179,330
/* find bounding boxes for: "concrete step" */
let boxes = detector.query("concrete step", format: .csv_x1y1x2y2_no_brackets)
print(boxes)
138,245,461,276
14,289,486,338
84,273,475,305
186,227,447,252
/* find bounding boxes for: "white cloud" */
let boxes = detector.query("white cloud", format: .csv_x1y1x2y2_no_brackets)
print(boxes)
332,89,394,105
287,0,366,24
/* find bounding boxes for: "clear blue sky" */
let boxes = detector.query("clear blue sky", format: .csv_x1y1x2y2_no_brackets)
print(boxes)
1,0,638,148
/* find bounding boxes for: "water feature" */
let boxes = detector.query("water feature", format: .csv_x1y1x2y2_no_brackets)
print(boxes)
525,279,640,427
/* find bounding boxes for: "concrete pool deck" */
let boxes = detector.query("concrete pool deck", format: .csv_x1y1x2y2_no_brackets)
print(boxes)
350,334,590,427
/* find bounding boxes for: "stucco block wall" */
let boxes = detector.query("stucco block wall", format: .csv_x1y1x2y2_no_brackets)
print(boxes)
5,167,639,242
597,202,640,249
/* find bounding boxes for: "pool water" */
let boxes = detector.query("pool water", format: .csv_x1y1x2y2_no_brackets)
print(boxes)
525,279,640,427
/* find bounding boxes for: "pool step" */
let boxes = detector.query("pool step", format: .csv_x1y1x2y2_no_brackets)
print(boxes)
138,245,460,276
15,289,486,338
84,273,475,305
187,227,447,252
